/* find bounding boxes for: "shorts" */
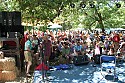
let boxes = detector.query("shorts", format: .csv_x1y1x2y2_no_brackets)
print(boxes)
24,51,32,62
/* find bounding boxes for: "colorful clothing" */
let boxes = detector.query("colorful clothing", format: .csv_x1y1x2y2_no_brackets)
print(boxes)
74,45,83,52
62,47,70,55
42,40,52,56
24,40,32,50
24,51,32,62
24,40,32,62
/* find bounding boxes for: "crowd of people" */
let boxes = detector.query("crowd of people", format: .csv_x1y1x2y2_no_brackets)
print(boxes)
23,29,125,76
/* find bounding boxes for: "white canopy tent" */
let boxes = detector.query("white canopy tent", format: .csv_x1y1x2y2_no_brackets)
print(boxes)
47,24,62,29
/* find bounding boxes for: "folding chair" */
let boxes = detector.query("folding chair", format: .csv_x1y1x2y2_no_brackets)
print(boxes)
99,55,117,82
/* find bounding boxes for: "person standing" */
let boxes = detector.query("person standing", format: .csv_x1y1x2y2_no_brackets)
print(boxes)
42,35,52,63
32,35,40,65
24,36,32,76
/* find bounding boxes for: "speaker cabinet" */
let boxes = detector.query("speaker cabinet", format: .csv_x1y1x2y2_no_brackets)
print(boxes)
0,25,24,37
7,12,13,26
73,56,89,66
0,12,2,25
0,29,1,37
13,11,21,25
0,32,7,37
0,11,8,26
0,11,21,26
8,32,21,38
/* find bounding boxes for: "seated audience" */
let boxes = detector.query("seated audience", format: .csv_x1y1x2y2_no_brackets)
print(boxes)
108,48,115,56
74,40,83,56
62,42,72,63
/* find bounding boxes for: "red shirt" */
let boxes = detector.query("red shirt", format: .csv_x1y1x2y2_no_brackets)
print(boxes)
113,35,120,42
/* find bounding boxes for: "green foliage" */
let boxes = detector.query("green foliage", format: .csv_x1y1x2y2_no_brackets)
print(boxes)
0,0,125,30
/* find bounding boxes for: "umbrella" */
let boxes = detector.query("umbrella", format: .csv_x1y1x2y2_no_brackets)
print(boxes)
47,24,62,29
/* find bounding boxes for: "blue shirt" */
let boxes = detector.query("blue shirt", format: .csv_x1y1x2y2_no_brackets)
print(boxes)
74,45,83,51
24,40,32,50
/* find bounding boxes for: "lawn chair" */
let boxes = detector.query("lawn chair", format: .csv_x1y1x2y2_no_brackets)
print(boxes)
99,55,117,82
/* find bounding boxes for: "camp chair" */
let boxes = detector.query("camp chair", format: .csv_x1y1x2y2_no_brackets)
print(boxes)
99,55,117,82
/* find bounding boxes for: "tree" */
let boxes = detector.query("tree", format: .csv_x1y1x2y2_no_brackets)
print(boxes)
58,0,125,31
0,0,125,31
17,0,78,25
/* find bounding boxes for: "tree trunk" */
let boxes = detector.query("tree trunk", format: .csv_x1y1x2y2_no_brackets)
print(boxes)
50,3,64,22
95,8,105,33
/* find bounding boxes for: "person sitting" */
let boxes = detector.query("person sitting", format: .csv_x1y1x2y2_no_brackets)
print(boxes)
108,48,115,56
62,42,72,63
94,42,101,55
74,40,83,56
50,41,60,61
42,35,52,63
117,42,125,59
74,39,91,62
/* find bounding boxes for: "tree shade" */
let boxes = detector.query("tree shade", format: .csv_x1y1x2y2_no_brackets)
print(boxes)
0,0,125,31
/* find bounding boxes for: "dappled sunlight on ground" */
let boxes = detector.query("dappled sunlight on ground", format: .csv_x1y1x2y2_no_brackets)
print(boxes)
2,62,125,83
